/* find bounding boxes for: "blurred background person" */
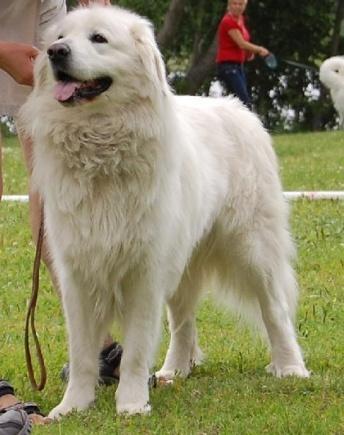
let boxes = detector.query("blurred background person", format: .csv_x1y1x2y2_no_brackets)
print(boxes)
216,0,269,108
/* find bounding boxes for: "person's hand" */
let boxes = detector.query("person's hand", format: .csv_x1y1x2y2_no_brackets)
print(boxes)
78,0,111,5
246,52,255,62
0,42,38,86
257,46,270,58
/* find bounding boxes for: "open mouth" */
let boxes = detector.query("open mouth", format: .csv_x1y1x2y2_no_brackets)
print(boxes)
53,70,112,104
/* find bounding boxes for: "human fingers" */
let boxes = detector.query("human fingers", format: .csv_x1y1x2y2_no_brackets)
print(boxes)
78,0,111,5
259,47,270,57
29,46,40,61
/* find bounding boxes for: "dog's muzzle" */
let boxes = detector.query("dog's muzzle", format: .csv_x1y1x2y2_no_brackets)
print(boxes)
47,42,113,105
47,42,71,67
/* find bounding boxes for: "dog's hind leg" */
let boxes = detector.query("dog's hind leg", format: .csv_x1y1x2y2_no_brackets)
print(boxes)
156,270,203,381
231,230,310,378
256,261,310,378
49,274,104,419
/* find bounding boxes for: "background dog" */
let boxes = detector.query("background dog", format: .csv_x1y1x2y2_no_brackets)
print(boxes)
320,56,344,127
20,5,309,417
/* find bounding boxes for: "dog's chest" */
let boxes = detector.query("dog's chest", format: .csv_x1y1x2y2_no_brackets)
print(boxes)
36,113,163,278
50,117,144,177
37,114,161,226
48,190,154,281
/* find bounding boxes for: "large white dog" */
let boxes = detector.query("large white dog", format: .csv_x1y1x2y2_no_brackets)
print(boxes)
20,5,309,418
319,56,344,126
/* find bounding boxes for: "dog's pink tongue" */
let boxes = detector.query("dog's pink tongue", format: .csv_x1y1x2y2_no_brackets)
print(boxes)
54,81,79,102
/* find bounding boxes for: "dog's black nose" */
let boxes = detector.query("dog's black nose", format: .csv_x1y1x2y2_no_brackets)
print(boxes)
47,43,71,63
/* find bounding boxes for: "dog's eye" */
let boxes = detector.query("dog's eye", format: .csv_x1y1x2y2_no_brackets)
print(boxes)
90,33,108,44
57,35,63,40
334,69,339,73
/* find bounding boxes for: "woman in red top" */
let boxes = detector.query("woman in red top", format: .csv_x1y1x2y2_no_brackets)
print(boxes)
216,0,269,108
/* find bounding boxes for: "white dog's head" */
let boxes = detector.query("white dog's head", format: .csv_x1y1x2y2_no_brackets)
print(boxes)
319,56,344,125
36,5,169,106
319,56,344,91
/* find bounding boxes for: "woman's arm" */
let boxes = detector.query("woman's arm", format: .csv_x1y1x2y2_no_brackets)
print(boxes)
78,0,111,5
0,41,38,200
0,42,38,86
228,29,269,57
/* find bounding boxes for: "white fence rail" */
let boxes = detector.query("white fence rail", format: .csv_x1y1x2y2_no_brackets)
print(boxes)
2,195,29,202
2,192,344,202
284,191,344,200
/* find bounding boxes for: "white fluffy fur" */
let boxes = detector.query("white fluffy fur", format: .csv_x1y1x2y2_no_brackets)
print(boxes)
20,5,309,418
320,56,344,126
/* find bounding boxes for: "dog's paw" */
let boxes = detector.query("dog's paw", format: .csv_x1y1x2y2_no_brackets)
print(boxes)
116,402,151,416
48,403,73,420
266,363,310,378
155,369,177,383
48,396,94,420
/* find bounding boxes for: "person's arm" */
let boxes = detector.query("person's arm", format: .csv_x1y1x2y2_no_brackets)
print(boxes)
0,41,38,86
228,29,269,57
0,41,38,200
78,0,111,5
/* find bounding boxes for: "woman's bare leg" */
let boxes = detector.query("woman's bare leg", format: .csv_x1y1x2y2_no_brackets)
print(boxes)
0,129,3,200
19,132,60,290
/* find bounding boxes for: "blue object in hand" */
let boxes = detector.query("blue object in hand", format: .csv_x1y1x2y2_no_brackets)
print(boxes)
264,53,278,70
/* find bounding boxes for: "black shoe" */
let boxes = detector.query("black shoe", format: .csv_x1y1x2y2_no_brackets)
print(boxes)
61,342,123,386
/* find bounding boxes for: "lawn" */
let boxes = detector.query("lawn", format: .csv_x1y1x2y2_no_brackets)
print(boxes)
0,131,343,434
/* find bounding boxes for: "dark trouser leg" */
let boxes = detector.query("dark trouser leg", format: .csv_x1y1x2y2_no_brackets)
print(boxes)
217,63,252,108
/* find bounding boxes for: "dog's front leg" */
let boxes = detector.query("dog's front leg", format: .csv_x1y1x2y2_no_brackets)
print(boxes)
49,272,101,419
116,273,164,415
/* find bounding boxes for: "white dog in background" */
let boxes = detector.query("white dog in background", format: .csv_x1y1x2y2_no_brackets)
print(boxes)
20,5,309,418
320,56,344,126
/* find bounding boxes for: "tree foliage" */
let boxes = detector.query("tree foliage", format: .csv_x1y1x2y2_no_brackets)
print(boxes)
245,0,339,130
67,0,343,131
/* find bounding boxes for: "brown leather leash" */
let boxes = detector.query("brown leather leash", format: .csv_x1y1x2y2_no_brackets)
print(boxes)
24,207,47,390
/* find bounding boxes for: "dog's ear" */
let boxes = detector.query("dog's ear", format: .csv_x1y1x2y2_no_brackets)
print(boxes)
131,21,169,96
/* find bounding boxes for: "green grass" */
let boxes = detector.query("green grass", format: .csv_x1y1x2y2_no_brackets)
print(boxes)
1,132,343,434
2,135,29,195
274,131,344,191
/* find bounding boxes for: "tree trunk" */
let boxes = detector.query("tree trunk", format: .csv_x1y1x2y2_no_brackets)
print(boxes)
330,0,344,55
180,36,217,95
157,0,187,49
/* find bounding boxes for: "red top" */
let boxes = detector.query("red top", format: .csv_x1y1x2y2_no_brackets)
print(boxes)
216,13,250,63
